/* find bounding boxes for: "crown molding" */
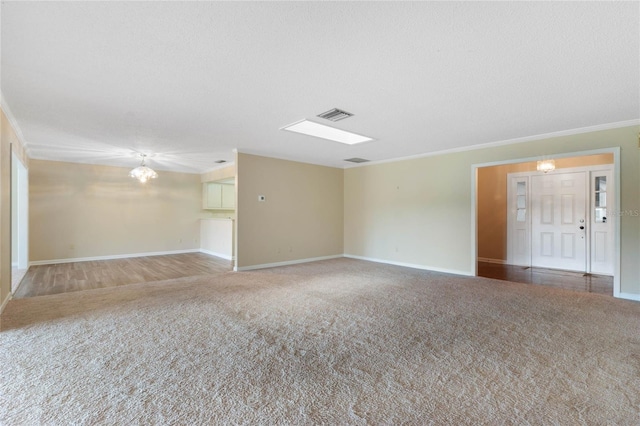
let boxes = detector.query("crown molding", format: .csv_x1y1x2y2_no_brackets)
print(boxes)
344,119,640,169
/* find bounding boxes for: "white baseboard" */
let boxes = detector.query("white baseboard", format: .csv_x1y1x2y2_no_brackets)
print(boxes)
1,292,12,314
235,255,343,272
477,257,506,264
199,249,233,261
343,254,472,276
616,292,640,302
29,249,201,266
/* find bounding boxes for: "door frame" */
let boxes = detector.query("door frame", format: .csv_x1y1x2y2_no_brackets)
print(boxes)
505,164,614,273
471,147,621,298
10,149,29,293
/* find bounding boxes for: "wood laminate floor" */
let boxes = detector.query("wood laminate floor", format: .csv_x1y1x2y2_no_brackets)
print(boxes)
477,261,613,296
14,253,232,299
15,255,613,299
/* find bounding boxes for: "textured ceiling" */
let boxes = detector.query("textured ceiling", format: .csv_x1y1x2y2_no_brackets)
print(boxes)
2,2,639,173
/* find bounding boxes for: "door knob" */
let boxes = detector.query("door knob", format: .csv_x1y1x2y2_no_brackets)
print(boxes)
579,226,585,230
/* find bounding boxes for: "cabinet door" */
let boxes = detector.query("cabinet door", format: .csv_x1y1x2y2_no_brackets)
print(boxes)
204,183,222,209
221,184,235,209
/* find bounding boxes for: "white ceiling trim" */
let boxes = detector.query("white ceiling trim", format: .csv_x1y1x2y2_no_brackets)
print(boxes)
343,119,640,169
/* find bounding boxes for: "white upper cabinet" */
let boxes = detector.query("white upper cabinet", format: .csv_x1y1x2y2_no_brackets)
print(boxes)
221,184,235,209
203,182,235,210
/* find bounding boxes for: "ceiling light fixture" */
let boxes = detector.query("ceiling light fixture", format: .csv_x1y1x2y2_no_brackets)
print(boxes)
129,154,158,183
537,159,556,173
281,119,373,145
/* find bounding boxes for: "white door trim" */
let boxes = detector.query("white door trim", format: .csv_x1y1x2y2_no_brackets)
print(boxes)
11,150,29,294
471,147,622,299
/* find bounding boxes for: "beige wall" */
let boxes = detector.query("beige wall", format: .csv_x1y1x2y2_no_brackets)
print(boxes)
344,125,640,295
344,154,473,274
477,153,614,262
1,109,29,318
236,153,343,269
1,111,12,314
29,160,203,262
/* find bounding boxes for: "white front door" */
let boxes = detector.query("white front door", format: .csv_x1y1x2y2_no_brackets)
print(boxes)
531,172,587,272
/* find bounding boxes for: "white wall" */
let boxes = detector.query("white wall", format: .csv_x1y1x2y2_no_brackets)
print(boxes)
200,219,233,260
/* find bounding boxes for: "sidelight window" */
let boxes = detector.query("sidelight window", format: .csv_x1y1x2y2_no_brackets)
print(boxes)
516,181,526,222
594,176,607,223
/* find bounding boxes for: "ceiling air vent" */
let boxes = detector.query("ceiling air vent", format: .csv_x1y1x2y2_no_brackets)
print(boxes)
317,108,354,122
344,158,370,163
214,160,227,164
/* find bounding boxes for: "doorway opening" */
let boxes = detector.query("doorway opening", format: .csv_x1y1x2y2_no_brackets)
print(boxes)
472,150,618,296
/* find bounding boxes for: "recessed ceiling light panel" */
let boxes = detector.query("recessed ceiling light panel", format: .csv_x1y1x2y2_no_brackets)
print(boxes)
281,119,373,145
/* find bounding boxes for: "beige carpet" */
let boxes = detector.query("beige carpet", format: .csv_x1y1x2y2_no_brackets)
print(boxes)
1,258,639,425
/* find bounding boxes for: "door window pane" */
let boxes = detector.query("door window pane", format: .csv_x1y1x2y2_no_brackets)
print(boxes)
516,181,526,222
594,176,607,223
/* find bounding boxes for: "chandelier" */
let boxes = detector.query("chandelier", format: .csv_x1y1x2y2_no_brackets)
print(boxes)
129,154,158,183
536,159,555,173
